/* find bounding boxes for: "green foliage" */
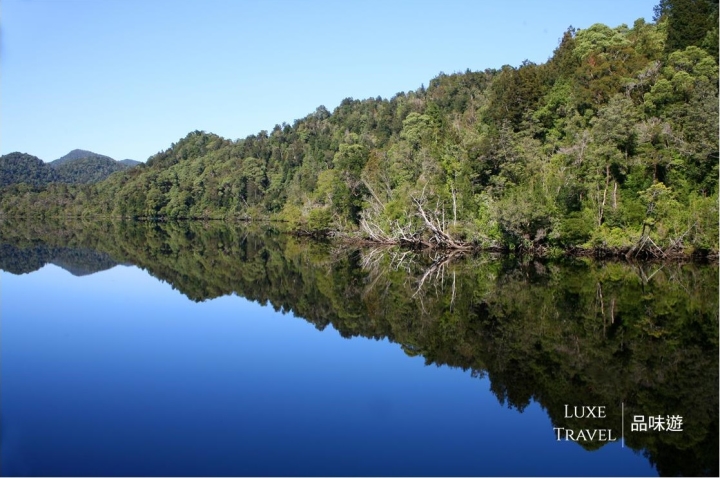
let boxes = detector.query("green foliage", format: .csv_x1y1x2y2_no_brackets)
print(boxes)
487,61,546,130
559,211,594,245
53,156,130,184
656,0,719,56
0,153,56,187
573,23,631,60
306,207,332,232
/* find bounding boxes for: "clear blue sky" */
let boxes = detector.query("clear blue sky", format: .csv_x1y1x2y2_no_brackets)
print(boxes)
1,0,659,163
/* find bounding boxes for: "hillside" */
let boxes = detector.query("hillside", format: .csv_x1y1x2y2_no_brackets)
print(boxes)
1,1,718,257
53,155,131,184
0,153,56,187
0,149,140,187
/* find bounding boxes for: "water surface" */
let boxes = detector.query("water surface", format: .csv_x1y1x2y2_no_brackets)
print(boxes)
1,220,717,476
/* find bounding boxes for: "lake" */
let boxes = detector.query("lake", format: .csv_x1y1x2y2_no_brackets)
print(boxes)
1,219,717,476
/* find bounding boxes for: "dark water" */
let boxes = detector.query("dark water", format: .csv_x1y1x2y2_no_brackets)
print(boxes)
1,220,717,477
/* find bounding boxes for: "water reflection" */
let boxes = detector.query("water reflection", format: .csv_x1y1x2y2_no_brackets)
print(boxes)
1,218,717,476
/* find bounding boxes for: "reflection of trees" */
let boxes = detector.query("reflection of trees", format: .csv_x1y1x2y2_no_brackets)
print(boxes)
1,218,717,476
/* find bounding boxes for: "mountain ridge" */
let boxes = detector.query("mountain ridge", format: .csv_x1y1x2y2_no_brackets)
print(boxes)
51,149,115,166
1,148,141,186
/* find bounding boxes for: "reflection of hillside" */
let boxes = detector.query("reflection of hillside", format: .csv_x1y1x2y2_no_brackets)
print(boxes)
50,248,118,276
0,243,51,274
0,242,117,276
1,219,717,477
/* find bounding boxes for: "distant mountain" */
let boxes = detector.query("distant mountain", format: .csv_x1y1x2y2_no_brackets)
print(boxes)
0,149,141,187
51,149,114,166
0,152,56,188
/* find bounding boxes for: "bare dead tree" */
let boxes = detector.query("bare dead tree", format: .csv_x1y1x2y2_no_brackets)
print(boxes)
411,188,471,249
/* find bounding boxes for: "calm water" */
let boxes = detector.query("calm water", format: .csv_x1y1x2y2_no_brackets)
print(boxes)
1,220,717,476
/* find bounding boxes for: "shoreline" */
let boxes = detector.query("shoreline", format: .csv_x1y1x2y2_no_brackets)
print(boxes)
4,214,715,264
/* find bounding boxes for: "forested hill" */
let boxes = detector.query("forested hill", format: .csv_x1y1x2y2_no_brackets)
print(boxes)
0,149,139,186
51,149,115,166
51,155,134,184
0,153,56,187
1,1,718,257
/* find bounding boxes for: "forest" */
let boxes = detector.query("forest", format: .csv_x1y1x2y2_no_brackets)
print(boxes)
1,0,717,258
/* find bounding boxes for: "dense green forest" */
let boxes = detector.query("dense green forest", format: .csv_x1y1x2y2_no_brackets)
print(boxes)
1,218,717,476
0,153,57,187
1,1,717,257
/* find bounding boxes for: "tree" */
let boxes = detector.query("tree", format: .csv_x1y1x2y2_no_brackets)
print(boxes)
655,0,719,56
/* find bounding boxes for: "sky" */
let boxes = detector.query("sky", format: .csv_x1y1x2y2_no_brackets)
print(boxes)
1,0,659,163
